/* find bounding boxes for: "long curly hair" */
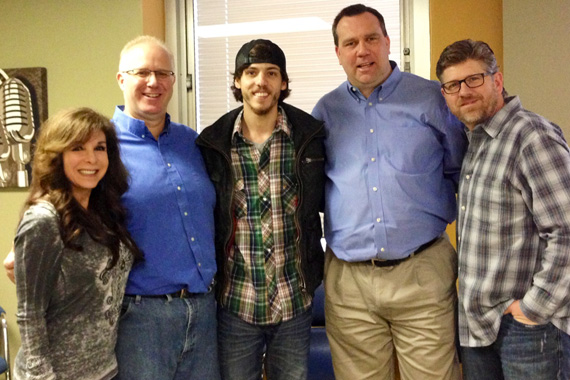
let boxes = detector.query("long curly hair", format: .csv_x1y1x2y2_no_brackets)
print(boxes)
24,107,142,266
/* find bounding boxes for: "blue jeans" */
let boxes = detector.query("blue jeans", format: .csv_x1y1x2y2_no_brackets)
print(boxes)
217,306,312,380
561,330,570,380
461,314,560,380
114,291,220,380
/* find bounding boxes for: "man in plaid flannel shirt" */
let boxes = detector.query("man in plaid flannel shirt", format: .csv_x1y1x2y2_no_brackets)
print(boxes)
197,39,326,380
437,39,570,380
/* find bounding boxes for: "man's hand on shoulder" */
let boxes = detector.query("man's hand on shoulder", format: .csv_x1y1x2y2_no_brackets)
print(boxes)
4,250,15,284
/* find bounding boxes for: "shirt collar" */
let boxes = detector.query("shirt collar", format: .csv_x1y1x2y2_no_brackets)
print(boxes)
474,96,521,139
232,106,291,142
345,61,401,102
114,105,171,138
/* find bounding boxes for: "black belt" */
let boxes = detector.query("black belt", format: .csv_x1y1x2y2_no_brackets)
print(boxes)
368,237,439,268
125,289,195,299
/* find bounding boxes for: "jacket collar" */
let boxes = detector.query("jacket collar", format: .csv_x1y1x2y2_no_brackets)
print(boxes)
197,102,324,152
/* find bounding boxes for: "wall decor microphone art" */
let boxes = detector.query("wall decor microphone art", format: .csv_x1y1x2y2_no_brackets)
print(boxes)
0,67,47,188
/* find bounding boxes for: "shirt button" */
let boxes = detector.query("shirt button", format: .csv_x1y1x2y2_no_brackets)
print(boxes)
465,174,470,179
168,163,171,167
191,237,195,241
370,129,374,133
177,186,181,191
380,248,385,252
198,262,201,267
184,212,188,216
378,97,383,101
376,218,381,222
371,158,376,162
368,102,373,106
373,187,378,191
461,205,466,211
141,134,145,138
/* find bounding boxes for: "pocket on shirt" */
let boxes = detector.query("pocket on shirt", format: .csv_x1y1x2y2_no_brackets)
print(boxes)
472,177,513,226
233,179,248,219
281,174,298,215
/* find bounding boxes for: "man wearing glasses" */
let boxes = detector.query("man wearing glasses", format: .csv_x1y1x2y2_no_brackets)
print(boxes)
437,39,570,379
112,36,219,380
3,36,220,378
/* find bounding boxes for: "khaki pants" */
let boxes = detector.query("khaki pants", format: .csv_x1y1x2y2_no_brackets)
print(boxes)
324,237,461,380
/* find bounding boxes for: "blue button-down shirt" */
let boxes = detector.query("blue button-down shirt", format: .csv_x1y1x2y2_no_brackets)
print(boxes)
312,63,466,261
113,106,216,294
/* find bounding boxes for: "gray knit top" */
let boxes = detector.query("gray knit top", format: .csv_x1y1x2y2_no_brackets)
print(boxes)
13,201,133,380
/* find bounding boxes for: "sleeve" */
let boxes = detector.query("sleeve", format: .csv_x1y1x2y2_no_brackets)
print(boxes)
14,208,64,380
517,127,570,323
311,97,326,123
435,100,468,190
311,108,321,121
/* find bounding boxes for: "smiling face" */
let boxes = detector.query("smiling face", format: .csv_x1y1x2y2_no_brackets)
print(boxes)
335,12,392,98
63,130,109,208
440,59,505,131
117,42,175,126
234,63,287,116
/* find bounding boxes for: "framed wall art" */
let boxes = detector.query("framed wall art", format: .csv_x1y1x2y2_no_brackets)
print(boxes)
0,67,47,188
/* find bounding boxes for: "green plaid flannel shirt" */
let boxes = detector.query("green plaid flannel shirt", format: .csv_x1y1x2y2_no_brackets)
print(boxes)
221,108,311,325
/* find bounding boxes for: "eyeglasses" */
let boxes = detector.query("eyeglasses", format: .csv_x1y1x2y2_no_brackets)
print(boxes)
122,69,175,81
441,72,496,94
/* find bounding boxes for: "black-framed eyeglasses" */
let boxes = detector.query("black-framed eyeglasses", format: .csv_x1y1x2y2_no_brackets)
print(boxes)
122,69,175,81
441,72,496,94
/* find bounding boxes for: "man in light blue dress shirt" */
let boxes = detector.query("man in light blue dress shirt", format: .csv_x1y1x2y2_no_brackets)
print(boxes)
312,4,466,380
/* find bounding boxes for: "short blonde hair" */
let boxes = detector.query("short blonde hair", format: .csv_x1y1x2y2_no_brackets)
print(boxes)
119,35,175,71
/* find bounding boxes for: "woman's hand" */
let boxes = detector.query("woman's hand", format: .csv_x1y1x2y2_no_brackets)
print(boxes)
3,249,15,283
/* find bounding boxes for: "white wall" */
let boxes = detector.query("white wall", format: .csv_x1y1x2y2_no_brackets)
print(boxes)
503,1,570,134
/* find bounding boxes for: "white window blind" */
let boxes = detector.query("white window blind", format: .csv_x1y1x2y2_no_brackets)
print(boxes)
193,0,400,132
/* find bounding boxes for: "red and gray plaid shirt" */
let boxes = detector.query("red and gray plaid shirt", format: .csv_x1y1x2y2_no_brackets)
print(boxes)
457,96,570,347
221,108,311,325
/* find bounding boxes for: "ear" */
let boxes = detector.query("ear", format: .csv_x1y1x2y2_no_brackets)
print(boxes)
335,46,341,64
234,78,241,89
441,88,446,97
493,71,504,94
281,81,287,91
117,72,125,90
385,34,391,55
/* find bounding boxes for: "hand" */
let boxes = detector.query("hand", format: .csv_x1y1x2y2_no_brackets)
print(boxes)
504,300,538,325
4,249,15,284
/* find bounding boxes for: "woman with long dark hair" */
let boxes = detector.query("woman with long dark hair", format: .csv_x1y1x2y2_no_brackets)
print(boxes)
12,107,142,380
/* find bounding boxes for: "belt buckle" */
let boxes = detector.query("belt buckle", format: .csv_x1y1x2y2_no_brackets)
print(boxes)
179,289,187,298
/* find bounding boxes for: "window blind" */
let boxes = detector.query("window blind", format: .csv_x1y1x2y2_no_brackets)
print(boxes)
193,0,401,131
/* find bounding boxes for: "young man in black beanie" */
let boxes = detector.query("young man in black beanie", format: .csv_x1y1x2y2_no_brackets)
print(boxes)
196,39,325,380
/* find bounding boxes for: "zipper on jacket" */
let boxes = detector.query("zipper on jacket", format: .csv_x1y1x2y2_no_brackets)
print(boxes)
294,125,324,294
303,157,325,164
197,137,235,287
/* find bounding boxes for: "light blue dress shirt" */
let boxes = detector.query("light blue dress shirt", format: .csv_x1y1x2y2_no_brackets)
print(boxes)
113,106,216,294
312,63,466,261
